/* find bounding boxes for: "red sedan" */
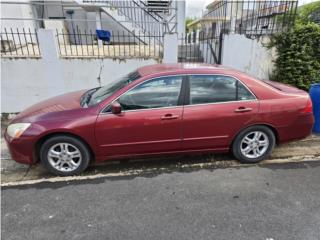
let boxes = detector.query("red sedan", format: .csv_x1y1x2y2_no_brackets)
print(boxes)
4,64,314,176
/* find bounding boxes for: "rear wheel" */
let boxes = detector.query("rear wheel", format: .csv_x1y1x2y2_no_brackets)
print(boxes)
40,135,90,176
232,126,275,163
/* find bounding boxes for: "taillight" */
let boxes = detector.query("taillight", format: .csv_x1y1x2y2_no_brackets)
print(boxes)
302,98,313,113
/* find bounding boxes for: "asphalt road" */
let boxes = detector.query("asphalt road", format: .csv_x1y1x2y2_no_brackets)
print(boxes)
2,161,320,240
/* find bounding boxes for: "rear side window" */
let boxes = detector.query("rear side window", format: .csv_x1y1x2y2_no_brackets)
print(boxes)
189,75,255,105
238,81,256,100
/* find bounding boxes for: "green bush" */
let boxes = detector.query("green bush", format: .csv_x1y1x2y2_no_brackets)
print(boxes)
268,23,320,91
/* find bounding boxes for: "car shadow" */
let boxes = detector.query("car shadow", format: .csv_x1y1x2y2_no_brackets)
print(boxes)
3,152,240,190
85,152,238,179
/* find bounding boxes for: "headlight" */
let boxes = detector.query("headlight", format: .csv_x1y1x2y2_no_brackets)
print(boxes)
7,123,31,139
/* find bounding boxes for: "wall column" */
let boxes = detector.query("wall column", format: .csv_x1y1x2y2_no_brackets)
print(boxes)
95,10,103,48
37,29,64,96
176,0,186,36
163,33,178,63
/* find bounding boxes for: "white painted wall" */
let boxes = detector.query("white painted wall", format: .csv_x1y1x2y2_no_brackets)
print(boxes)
1,58,157,113
1,0,39,43
1,1,37,30
221,34,275,80
163,33,178,63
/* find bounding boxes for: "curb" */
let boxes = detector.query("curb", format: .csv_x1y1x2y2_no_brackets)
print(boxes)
2,155,320,188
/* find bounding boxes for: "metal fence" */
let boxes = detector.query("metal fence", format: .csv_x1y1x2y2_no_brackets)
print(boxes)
56,28,163,59
82,0,177,34
178,30,220,64
182,0,298,64
202,0,297,38
0,28,40,57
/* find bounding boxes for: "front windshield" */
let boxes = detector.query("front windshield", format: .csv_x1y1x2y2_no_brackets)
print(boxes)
88,71,141,106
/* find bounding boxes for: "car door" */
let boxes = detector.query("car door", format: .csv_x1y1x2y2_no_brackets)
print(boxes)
95,75,185,158
182,75,259,150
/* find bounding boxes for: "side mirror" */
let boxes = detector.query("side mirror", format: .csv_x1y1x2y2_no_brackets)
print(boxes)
111,101,122,114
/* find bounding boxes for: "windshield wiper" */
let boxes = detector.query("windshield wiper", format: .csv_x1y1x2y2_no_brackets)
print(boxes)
81,88,100,107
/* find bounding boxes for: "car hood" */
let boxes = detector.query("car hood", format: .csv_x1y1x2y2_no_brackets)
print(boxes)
12,90,87,123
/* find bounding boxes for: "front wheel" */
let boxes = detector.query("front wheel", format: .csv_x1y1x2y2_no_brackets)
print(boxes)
40,135,91,176
232,126,276,163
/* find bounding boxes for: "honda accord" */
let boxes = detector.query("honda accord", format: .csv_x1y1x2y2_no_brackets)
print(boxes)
4,64,314,175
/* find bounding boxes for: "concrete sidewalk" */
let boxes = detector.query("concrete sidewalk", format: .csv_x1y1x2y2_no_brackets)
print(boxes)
2,132,320,185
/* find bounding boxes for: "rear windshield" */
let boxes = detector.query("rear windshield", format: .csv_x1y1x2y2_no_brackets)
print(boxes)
261,80,283,91
88,71,141,106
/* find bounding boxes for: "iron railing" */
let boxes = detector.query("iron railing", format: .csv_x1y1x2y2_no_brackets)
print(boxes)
0,0,175,47
182,0,298,64
56,28,163,59
202,0,297,38
107,0,165,44
0,28,40,57
83,0,177,41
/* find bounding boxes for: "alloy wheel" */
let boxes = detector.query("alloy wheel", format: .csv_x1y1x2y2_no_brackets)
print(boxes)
240,131,269,159
47,143,82,172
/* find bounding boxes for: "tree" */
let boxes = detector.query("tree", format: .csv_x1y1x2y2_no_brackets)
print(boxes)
185,17,197,32
268,1,320,90
296,1,320,25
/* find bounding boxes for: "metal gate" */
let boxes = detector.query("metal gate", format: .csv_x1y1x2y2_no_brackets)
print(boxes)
179,0,298,64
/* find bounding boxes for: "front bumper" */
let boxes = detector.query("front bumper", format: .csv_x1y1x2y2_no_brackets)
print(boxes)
4,130,36,165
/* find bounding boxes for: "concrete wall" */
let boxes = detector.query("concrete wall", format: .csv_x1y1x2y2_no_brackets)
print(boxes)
221,34,275,80
1,58,157,113
1,1,39,44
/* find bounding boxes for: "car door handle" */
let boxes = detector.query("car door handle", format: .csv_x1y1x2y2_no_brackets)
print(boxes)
161,114,179,120
234,107,253,113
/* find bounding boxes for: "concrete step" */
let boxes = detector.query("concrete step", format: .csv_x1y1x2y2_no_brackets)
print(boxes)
74,0,148,44
100,7,147,44
178,44,203,62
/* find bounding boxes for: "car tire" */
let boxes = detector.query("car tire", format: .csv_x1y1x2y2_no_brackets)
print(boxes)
40,135,91,176
232,125,275,164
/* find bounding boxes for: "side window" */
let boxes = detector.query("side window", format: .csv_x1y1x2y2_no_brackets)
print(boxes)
238,81,256,100
118,76,183,111
190,75,237,104
189,75,255,105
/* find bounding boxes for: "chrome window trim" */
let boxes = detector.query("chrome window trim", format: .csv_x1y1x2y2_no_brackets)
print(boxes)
105,105,183,114
183,99,256,108
99,73,258,115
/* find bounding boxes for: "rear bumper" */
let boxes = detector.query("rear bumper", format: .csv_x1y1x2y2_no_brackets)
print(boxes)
277,113,314,143
4,131,35,165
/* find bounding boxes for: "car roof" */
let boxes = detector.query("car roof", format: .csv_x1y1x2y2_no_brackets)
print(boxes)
137,63,231,77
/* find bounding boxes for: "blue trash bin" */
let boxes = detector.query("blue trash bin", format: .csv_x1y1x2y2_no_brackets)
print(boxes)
96,30,111,43
310,83,320,134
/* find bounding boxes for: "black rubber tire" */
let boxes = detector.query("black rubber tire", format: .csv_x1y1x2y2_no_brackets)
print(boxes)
40,135,90,176
232,125,276,164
